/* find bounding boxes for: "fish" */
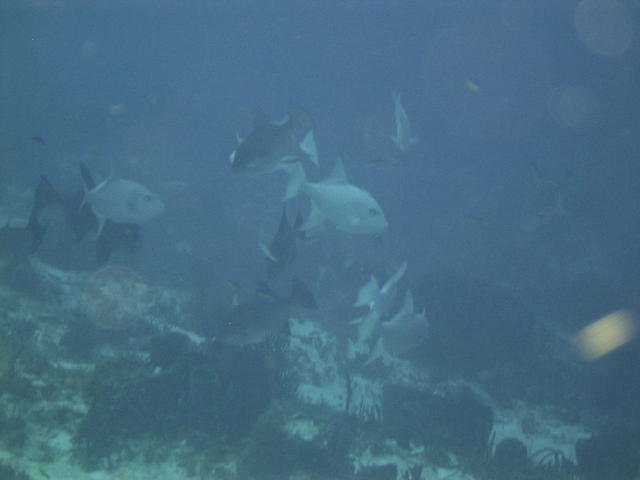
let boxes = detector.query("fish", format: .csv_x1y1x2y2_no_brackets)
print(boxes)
379,290,428,357
353,261,407,315
390,91,419,153
464,80,482,94
259,208,304,279
284,159,388,235
80,163,164,235
0,191,47,272
95,221,141,264
34,173,141,264
215,277,317,347
31,136,45,145
230,106,318,175
350,262,407,348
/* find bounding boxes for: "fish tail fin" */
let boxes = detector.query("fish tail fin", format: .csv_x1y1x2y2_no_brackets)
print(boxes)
290,276,318,310
287,104,314,131
26,208,47,254
78,162,95,213
284,163,307,200
33,176,61,212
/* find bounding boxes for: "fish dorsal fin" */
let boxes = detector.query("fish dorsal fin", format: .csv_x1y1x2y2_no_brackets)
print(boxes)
251,107,270,128
381,261,407,295
326,158,349,184
394,291,415,320
277,207,290,234
299,131,319,165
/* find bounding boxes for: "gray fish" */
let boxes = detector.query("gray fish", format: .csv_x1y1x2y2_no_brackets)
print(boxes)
390,91,418,153
230,106,318,175
284,159,388,235
380,290,428,357
259,208,304,279
80,163,164,234
215,278,317,347
0,202,46,272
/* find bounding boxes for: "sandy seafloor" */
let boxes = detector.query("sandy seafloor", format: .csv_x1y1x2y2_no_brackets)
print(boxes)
0,258,590,480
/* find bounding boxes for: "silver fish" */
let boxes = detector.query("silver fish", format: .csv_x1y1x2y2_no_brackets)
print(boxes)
80,163,164,234
284,159,388,235
390,91,419,153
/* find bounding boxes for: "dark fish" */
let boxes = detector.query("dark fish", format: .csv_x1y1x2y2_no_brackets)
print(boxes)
260,208,304,279
229,106,318,175
31,136,45,145
34,171,141,264
216,277,317,347
0,196,47,272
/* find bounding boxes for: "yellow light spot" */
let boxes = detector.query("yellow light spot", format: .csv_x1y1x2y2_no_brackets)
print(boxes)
576,309,637,360
464,80,482,94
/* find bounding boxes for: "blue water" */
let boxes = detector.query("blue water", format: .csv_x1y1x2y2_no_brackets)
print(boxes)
2,1,640,478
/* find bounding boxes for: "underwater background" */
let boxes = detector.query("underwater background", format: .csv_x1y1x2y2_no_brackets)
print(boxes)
1,1,640,479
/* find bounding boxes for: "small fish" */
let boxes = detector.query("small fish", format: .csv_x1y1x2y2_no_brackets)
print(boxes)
0,186,48,272
390,91,419,153
31,136,45,145
284,159,388,235
230,105,318,175
80,163,164,235
351,262,407,348
354,261,407,315
464,80,482,94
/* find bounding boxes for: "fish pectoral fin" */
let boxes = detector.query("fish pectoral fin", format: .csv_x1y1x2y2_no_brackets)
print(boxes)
325,158,349,184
